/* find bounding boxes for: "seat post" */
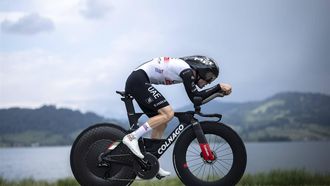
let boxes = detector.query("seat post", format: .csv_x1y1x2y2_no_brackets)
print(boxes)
116,90,142,128
121,95,137,126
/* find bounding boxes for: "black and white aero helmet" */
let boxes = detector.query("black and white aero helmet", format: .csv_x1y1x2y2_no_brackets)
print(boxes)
180,55,219,83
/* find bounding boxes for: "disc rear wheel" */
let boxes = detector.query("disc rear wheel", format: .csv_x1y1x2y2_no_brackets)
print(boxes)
70,123,136,186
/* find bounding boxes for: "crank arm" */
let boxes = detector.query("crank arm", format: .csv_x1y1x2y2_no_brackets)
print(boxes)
98,154,134,167
99,159,132,167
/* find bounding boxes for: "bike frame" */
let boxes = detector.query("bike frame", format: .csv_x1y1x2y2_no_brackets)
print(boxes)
117,91,221,160
71,91,246,186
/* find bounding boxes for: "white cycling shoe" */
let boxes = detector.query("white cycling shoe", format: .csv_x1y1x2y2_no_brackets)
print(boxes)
158,167,171,177
123,134,144,159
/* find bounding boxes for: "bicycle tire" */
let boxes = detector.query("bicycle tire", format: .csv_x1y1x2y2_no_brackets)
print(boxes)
70,123,136,186
173,121,246,186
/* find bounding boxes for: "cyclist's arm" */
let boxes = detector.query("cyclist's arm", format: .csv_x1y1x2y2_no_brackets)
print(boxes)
180,69,221,103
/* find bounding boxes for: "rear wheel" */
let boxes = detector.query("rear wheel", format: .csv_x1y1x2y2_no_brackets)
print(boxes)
70,123,136,186
173,122,246,186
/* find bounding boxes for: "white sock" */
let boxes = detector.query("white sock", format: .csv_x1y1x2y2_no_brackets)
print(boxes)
131,122,152,139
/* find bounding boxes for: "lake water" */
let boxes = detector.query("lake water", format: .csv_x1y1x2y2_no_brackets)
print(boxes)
0,141,330,181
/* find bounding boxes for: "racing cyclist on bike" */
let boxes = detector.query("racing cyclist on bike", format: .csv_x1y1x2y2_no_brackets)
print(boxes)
123,55,232,177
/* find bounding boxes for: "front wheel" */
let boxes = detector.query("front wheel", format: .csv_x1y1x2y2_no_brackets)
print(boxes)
173,122,246,186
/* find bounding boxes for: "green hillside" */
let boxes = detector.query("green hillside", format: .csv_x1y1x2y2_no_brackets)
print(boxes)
0,105,123,147
201,92,330,141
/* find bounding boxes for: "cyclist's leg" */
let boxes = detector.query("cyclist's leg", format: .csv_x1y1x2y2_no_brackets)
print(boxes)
131,98,173,140
135,104,172,177
133,91,173,138
151,123,167,139
137,102,173,139
149,106,173,139
124,70,173,158
124,71,174,162
136,105,173,177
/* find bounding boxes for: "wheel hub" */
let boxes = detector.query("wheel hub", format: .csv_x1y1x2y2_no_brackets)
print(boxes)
200,151,217,164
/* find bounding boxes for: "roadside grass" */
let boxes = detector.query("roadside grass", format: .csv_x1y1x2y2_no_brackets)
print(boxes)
238,169,330,186
1,169,329,186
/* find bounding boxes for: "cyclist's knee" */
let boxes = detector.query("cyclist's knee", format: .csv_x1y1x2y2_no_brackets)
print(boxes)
159,106,174,122
162,110,174,123
165,110,174,122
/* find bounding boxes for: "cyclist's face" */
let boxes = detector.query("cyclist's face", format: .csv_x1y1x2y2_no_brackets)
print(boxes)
197,72,216,88
197,79,208,88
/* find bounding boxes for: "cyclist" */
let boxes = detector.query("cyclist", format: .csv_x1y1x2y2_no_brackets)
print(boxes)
123,55,232,177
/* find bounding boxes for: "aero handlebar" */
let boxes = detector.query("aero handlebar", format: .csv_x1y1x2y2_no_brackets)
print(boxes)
193,92,225,106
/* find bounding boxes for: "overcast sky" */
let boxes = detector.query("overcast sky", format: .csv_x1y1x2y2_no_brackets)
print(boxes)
0,0,329,118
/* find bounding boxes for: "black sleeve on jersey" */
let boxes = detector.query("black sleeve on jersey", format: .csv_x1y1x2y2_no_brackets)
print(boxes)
179,69,221,103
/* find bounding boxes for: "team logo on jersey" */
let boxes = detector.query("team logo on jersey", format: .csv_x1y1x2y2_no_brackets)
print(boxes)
181,69,190,76
145,97,153,104
155,68,164,74
154,100,167,107
165,79,174,85
148,87,162,99
164,57,170,63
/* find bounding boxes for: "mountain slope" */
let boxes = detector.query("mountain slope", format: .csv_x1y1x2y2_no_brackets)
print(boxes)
0,105,123,146
189,92,330,141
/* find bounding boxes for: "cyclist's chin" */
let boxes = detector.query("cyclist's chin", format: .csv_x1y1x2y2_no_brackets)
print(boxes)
197,84,205,89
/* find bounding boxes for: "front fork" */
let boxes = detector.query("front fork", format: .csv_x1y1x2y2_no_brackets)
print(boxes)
192,119,215,161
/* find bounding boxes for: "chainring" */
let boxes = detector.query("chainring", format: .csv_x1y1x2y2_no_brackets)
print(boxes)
133,152,159,179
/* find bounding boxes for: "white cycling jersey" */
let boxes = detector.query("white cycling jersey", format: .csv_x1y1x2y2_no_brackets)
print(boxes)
136,57,191,85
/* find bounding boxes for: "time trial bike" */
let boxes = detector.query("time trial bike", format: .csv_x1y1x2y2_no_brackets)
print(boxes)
70,90,247,186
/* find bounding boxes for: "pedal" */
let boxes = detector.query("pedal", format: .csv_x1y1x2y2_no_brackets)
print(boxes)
156,173,165,180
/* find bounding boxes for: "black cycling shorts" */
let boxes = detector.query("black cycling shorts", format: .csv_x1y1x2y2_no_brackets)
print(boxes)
125,70,169,117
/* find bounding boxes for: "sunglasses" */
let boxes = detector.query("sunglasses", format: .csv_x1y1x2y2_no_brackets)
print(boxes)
204,73,216,83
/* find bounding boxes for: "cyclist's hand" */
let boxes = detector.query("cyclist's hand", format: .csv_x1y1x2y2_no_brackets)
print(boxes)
219,83,232,95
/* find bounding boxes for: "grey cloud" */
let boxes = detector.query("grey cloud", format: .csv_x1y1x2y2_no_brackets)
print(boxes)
1,13,55,35
79,0,113,19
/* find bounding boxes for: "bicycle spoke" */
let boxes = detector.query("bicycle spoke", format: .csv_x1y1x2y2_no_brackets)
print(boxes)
187,149,200,156
217,146,231,153
215,160,230,171
210,164,221,180
206,134,216,151
214,142,227,152
193,139,199,145
212,164,222,180
195,163,205,177
212,135,217,151
187,156,203,162
220,159,232,166
201,162,207,180
213,162,226,176
189,162,204,170
207,166,211,181
186,154,199,157
189,143,201,154
219,152,233,157
220,158,233,160
211,164,215,180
